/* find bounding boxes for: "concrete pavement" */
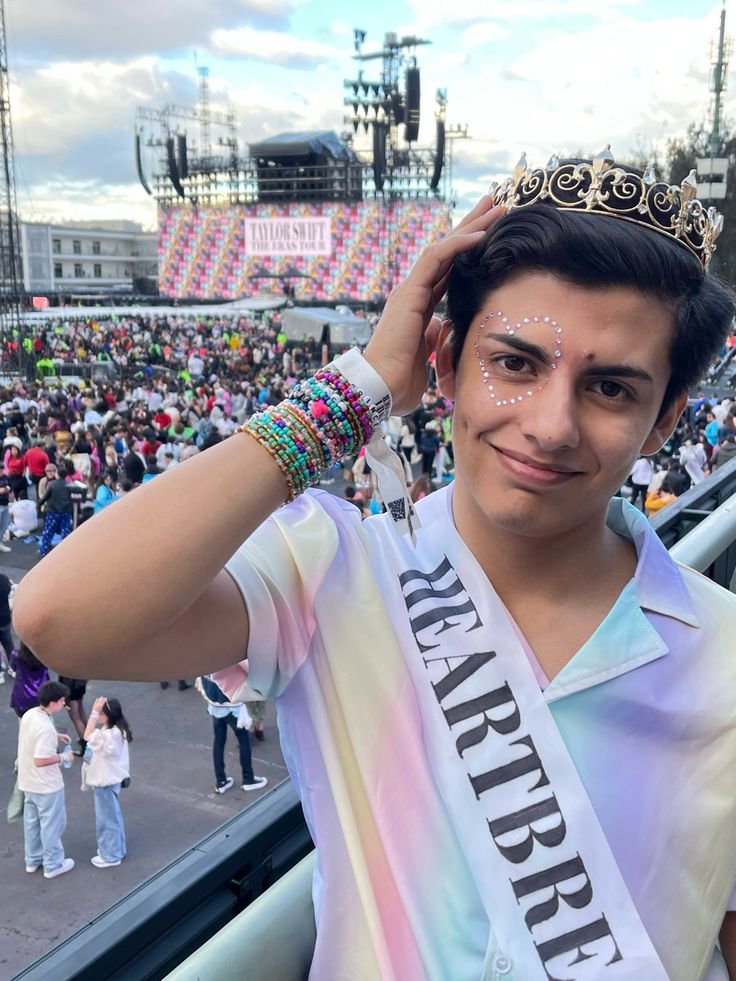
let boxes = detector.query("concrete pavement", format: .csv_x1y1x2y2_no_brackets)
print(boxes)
0,539,288,980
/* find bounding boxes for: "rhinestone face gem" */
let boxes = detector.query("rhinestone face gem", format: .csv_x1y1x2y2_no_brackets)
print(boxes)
474,308,563,408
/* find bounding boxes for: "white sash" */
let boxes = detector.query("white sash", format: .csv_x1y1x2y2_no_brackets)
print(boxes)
387,536,668,980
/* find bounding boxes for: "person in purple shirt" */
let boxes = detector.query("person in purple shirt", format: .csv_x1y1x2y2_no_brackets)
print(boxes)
10,643,50,717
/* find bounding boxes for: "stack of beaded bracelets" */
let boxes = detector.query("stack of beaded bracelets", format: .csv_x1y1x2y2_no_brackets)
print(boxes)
240,363,376,502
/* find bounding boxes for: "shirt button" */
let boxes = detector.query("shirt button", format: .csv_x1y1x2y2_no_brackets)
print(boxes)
493,954,512,975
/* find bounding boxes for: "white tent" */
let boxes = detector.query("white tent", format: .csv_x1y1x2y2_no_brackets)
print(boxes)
281,307,372,348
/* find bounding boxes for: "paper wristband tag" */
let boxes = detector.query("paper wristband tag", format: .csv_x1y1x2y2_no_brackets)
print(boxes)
365,433,421,545
332,349,418,544
332,348,393,426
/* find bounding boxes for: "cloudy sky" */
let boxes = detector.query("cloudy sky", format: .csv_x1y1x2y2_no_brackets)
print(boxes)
6,0,729,228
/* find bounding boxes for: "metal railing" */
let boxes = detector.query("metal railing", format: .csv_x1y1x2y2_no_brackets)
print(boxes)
650,456,736,549
14,471,736,981
651,456,736,589
13,780,312,981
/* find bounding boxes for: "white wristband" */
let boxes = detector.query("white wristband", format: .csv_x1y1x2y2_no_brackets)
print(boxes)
331,348,420,544
331,348,393,429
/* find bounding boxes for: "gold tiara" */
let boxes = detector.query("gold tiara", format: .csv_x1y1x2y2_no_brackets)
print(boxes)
489,146,723,271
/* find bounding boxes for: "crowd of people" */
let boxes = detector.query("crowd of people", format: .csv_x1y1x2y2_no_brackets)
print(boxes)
0,310,458,544
0,309,732,542
1,306,734,882
628,390,736,514
0,311,324,553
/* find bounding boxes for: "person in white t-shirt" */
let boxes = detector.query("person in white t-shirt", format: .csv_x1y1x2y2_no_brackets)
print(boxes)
16,679,75,879
679,438,708,485
82,696,132,869
713,398,733,426
628,456,654,510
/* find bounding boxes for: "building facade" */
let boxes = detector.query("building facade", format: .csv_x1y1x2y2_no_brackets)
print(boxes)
20,219,158,296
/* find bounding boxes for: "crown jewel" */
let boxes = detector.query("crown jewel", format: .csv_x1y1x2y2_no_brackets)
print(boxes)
489,146,723,270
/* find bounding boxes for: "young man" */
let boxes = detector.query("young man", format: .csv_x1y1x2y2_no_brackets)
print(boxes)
16,679,75,879
13,154,736,979
195,673,268,794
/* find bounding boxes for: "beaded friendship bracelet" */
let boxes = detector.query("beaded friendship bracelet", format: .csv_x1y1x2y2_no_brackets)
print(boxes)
239,356,383,502
239,348,419,543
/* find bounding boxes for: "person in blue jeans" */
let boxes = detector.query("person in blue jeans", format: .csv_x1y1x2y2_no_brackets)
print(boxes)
37,465,73,557
83,696,131,868
16,679,75,879
196,675,267,794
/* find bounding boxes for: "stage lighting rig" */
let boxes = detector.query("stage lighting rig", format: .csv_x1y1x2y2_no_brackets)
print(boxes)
136,29,458,207
343,31,430,149
135,64,239,205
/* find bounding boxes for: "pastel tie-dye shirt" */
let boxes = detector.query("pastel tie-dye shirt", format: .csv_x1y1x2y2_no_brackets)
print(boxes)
216,487,736,981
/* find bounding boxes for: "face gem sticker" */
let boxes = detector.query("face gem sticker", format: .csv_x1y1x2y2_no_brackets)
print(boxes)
473,310,563,406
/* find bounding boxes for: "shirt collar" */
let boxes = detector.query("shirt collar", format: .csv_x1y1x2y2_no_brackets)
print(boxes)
606,497,700,628
542,497,700,703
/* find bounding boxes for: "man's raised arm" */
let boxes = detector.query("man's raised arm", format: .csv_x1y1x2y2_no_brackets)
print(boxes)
13,197,500,684
13,435,287,681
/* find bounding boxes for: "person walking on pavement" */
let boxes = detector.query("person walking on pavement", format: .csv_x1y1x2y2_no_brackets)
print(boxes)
195,674,267,794
83,696,131,869
16,679,75,879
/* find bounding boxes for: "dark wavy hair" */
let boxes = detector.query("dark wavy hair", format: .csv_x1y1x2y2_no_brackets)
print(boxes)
447,204,736,415
103,697,133,742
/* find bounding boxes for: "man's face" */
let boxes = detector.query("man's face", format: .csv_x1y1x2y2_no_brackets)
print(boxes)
437,271,685,541
46,698,67,715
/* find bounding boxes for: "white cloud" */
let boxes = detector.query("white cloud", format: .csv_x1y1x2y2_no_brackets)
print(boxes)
462,22,510,48
211,27,341,67
13,57,196,159
405,0,637,29
443,8,724,207
227,75,341,136
7,0,296,59
20,180,156,228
